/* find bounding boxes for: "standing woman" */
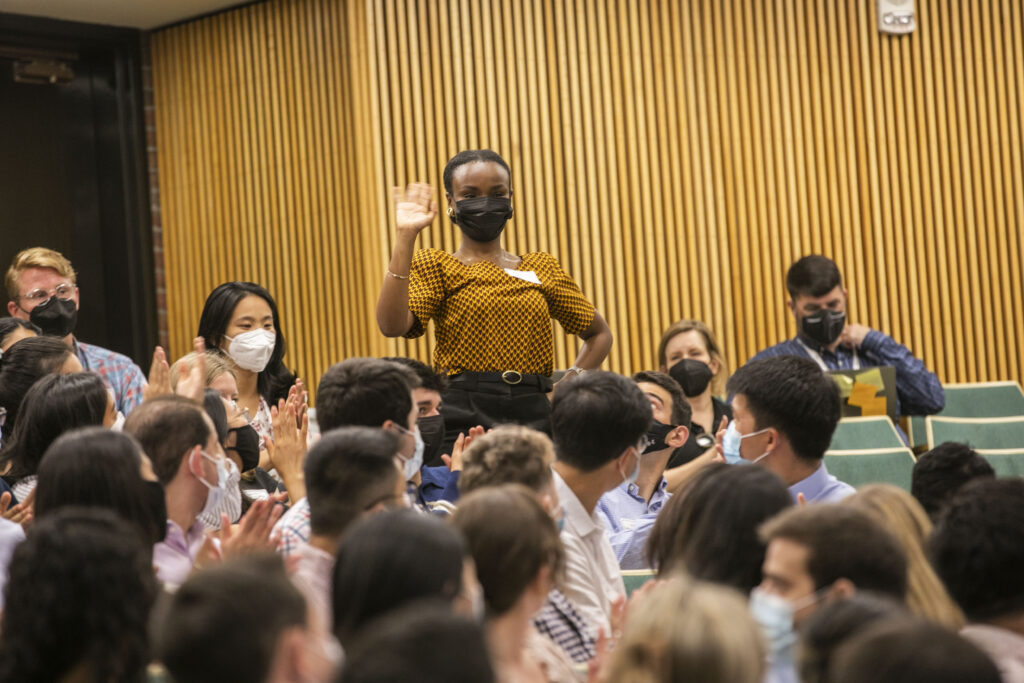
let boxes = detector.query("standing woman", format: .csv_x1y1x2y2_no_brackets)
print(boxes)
197,282,297,448
377,150,612,448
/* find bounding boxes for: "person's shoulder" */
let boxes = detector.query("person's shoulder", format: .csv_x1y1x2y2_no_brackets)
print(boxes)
76,341,142,369
521,252,561,269
414,247,452,262
748,338,803,363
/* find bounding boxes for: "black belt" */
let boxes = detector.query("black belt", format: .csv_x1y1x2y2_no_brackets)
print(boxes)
447,370,553,392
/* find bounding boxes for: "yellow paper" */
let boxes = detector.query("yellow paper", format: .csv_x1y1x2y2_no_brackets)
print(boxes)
830,374,854,399
853,367,885,392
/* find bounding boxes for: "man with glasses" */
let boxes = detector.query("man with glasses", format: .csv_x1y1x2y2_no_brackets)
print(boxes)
596,371,691,569
550,370,653,639
5,247,147,414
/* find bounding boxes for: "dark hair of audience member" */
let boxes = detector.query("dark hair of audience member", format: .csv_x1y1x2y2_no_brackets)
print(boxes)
383,356,449,394
442,149,511,195
332,510,466,648
451,485,564,617
828,619,1001,683
196,281,296,404
633,370,692,427
930,478,1024,622
550,371,652,472
306,427,402,538
726,355,841,462
759,504,908,600
35,427,165,549
338,601,495,683
0,508,157,683
0,335,75,441
0,371,108,483
458,425,556,496
156,554,308,683
316,357,419,433
646,463,792,593
911,442,995,522
202,387,229,444
786,255,843,299
124,395,212,485
798,592,908,683
0,317,40,349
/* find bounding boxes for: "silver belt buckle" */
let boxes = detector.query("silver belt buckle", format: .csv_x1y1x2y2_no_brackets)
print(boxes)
501,370,523,385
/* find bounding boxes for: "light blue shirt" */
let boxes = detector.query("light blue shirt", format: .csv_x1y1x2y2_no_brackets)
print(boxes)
788,462,855,504
596,478,671,570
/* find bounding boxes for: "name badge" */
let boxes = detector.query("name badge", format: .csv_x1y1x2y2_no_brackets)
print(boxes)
504,268,541,285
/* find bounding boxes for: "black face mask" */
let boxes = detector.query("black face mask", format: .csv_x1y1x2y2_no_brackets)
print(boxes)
29,295,78,338
227,425,261,472
643,420,676,454
417,414,446,467
450,196,513,242
669,359,714,398
142,480,168,543
800,310,846,347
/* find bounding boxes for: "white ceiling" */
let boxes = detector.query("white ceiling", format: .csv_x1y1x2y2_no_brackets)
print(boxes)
0,0,248,30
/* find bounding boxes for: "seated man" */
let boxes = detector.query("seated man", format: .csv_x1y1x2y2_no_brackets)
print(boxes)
596,371,689,570
550,371,651,637
726,355,853,503
755,504,908,683
931,478,1024,682
749,255,944,417
6,247,147,414
911,441,995,523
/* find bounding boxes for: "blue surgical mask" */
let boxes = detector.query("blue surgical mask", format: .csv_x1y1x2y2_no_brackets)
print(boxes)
722,422,771,465
749,587,827,663
622,441,643,486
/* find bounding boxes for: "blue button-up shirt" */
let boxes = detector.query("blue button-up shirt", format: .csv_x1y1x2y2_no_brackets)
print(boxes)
788,462,855,504
75,340,147,415
749,330,945,416
596,478,670,570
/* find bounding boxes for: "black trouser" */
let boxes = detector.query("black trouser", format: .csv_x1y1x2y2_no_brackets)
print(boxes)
440,372,553,456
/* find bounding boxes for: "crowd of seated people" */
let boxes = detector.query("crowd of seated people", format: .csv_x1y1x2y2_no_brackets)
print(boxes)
2,241,1018,683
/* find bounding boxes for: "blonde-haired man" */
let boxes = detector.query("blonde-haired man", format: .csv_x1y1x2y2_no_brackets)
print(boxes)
6,247,147,414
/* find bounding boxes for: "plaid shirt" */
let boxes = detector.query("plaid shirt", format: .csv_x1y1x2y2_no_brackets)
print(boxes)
273,497,311,558
533,588,596,664
75,340,147,415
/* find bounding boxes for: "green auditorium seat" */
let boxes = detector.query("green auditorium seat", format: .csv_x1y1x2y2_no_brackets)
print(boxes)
926,416,1024,450
828,417,904,451
975,449,1024,478
621,569,655,597
824,448,916,491
908,382,1024,449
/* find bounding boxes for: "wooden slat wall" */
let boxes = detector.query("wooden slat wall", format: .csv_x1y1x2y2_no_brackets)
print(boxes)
153,0,1024,395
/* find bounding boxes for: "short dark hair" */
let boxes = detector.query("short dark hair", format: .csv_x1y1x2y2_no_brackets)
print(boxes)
124,396,212,485
384,356,448,393
339,602,495,683
451,485,564,617
458,425,555,495
305,427,401,538
0,335,74,441
551,371,652,471
633,370,691,427
760,505,907,599
911,442,995,522
786,255,843,299
727,356,841,462
442,149,511,195
0,508,157,683
157,554,307,683
647,463,792,593
830,619,1001,683
0,372,109,481
930,478,1024,621
36,427,164,548
316,358,418,433
332,510,466,648
0,317,40,347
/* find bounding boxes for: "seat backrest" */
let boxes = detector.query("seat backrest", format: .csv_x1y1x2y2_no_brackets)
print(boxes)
621,569,655,597
908,382,1024,448
976,449,1024,478
926,416,1024,450
824,448,916,491
829,417,904,451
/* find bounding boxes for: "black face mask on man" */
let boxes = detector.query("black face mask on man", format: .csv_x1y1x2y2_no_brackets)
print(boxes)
29,295,78,338
449,196,513,242
643,420,677,454
800,310,846,347
669,359,713,398
227,425,261,472
417,414,446,467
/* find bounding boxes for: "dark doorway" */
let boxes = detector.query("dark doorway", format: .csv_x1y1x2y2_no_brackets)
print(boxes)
0,12,154,365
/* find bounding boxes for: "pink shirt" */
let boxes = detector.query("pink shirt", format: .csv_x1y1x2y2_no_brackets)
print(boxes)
153,519,207,589
291,543,335,637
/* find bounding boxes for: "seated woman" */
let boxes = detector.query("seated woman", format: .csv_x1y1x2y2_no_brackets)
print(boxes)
452,484,575,683
0,318,39,353
657,319,732,468
377,149,612,452
0,335,81,445
0,372,115,502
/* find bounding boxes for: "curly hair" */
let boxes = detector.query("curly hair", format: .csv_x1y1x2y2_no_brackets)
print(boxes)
0,508,157,682
459,425,555,495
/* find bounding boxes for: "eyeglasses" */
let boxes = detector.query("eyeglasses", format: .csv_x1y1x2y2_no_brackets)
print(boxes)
17,283,75,306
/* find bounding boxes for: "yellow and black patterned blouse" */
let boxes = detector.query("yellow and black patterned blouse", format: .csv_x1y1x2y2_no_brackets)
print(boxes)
405,249,595,376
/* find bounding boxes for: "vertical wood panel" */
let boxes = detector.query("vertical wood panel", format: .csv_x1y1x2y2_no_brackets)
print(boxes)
153,0,1024,396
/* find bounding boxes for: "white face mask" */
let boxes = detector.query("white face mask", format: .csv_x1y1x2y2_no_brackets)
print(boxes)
395,424,425,480
197,451,230,518
223,329,276,373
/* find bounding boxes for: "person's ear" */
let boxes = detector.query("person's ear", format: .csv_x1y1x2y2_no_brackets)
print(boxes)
667,425,689,448
828,578,857,603
73,286,81,309
708,356,721,377
7,301,19,317
787,299,797,316
185,445,204,478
